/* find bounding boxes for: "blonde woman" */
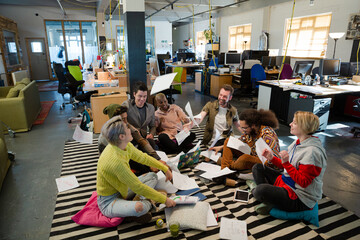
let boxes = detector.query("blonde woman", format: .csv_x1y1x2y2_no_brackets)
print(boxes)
96,116,176,223
252,111,327,215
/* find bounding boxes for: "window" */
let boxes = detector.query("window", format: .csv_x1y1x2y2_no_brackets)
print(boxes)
196,31,206,46
283,13,332,58
116,25,125,50
228,24,251,52
31,42,43,53
45,20,98,68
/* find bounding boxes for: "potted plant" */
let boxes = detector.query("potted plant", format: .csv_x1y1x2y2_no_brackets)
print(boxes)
204,23,215,43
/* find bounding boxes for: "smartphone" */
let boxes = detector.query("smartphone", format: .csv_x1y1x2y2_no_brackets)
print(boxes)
233,189,250,203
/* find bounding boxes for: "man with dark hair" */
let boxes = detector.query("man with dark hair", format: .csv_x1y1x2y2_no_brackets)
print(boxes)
99,103,162,176
122,81,157,151
194,84,242,147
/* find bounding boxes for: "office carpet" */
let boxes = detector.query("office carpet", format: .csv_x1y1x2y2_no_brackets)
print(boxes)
33,101,55,125
37,81,58,92
49,127,360,240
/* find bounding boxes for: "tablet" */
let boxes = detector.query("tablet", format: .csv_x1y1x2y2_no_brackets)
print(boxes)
233,189,250,203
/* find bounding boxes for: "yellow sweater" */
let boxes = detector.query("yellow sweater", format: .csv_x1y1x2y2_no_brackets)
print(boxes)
96,142,168,203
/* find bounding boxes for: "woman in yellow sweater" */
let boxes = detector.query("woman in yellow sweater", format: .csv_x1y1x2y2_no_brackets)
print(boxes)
97,116,176,223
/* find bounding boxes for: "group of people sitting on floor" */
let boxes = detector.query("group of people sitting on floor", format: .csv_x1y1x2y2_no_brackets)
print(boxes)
96,81,327,225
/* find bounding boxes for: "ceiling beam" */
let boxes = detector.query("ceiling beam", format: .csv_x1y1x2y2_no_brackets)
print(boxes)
145,0,182,20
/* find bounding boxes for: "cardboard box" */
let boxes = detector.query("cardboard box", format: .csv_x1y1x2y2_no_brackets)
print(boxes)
352,75,360,83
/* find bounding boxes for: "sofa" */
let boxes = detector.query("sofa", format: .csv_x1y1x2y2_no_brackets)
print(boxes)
0,79,41,133
0,124,11,190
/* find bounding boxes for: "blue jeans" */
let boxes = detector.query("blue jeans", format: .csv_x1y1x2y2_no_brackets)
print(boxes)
97,172,158,218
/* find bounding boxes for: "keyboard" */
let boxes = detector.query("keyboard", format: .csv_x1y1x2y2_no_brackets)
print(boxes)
329,78,349,85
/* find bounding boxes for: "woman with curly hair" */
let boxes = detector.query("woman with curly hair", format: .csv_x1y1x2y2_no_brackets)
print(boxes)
211,108,281,171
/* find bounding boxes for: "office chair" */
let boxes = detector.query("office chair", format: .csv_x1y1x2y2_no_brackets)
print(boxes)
160,68,183,104
54,63,84,110
312,67,319,76
65,60,81,72
279,63,293,79
250,64,266,108
157,58,166,75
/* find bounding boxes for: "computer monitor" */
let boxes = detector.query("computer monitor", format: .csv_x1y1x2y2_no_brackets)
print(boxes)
157,54,170,61
218,52,225,65
292,61,314,78
177,52,187,62
225,53,242,71
249,50,269,61
262,56,276,69
350,62,359,76
225,53,241,65
340,62,351,77
276,56,291,68
178,49,187,53
319,59,341,78
186,52,195,62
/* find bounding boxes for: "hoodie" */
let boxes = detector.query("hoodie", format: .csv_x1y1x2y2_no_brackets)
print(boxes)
272,137,327,208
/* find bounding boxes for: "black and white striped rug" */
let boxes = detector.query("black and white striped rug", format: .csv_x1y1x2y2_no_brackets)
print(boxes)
50,127,360,239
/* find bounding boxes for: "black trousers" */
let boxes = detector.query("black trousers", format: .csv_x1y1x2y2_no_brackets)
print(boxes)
252,163,310,212
158,132,196,154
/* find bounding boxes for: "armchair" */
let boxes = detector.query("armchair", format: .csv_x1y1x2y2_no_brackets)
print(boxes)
0,124,11,190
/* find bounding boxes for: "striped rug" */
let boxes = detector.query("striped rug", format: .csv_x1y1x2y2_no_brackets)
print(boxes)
50,127,360,239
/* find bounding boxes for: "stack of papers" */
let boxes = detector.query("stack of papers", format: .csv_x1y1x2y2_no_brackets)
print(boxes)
200,150,222,162
219,217,247,240
55,175,80,193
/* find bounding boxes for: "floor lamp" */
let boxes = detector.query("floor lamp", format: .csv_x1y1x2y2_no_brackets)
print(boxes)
329,32,345,59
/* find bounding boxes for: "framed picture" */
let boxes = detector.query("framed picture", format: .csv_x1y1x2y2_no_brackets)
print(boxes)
346,14,360,40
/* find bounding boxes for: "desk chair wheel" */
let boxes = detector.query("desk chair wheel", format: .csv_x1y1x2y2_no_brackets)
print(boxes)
8,151,15,162
60,103,65,110
350,127,360,138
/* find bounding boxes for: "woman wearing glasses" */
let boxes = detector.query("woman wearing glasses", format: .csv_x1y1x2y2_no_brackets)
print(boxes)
96,116,176,223
252,111,327,214
212,108,281,171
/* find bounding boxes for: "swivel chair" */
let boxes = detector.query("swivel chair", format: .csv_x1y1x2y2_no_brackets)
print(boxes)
54,63,84,110
279,64,293,79
160,68,183,104
250,64,266,108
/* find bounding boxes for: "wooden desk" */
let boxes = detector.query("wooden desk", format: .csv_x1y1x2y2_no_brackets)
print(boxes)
166,62,204,83
91,92,128,133
210,73,234,97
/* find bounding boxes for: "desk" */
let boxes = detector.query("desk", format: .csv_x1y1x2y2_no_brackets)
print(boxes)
257,80,360,130
166,62,204,83
91,92,128,133
210,73,234,97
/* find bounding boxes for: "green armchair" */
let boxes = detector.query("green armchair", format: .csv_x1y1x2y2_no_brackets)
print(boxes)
0,124,11,190
0,81,41,133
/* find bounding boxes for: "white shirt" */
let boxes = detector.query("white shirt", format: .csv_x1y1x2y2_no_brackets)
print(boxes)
209,106,228,145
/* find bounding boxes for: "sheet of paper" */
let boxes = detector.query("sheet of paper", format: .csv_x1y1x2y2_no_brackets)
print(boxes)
187,141,201,153
73,125,93,144
175,130,190,145
209,129,221,148
155,171,178,194
167,152,183,173
150,72,177,95
200,167,235,180
219,217,247,240
195,162,221,173
172,171,199,190
185,102,199,128
238,173,254,180
156,150,169,162
255,137,273,165
326,123,349,130
55,175,80,193
207,204,218,227
200,150,221,162
226,136,251,155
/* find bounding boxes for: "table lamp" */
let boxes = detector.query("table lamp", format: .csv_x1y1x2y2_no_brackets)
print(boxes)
329,32,345,58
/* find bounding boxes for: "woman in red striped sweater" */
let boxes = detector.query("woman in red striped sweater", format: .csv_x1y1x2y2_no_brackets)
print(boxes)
252,111,327,215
